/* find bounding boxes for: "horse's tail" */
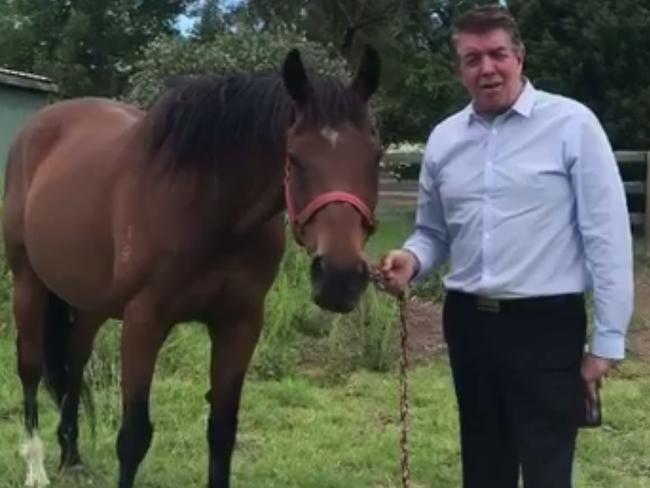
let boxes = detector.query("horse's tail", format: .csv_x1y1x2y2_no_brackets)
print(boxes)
43,292,96,434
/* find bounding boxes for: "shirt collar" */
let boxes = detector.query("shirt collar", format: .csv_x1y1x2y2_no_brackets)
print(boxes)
465,78,537,125
510,79,536,118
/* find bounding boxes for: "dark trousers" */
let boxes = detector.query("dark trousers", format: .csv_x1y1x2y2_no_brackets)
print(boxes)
443,291,587,488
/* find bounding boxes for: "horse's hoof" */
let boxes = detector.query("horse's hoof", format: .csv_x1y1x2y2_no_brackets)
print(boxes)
20,434,50,487
59,455,84,473
23,471,50,488
62,461,84,472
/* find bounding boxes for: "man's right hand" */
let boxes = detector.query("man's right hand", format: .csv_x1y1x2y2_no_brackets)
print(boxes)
379,249,420,296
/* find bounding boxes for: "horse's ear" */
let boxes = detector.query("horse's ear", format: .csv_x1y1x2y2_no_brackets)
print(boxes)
350,45,381,102
282,48,312,107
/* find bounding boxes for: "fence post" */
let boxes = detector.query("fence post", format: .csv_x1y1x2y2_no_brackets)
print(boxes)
646,151,650,258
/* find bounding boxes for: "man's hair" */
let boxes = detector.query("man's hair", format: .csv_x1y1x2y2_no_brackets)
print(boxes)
452,4,524,52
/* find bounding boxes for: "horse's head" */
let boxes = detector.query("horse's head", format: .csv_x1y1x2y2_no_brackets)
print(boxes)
282,46,382,313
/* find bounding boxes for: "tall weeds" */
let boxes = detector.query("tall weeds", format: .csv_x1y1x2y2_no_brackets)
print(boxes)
253,232,401,380
251,236,312,379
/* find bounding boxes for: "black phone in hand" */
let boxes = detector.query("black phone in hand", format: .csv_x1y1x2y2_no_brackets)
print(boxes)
580,385,602,428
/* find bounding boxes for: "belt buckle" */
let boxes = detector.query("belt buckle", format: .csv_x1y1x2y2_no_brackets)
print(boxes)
477,296,500,313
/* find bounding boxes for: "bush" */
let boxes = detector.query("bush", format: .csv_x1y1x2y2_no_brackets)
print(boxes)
125,27,349,108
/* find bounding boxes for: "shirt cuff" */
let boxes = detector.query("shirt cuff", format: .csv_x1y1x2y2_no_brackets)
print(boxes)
590,331,626,360
402,245,427,282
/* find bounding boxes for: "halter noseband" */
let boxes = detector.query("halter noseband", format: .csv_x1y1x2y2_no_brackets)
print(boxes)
284,155,375,242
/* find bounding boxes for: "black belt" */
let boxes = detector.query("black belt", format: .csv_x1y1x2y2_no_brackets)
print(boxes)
446,290,584,313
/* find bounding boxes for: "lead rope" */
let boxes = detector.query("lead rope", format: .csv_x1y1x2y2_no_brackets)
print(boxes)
368,265,411,488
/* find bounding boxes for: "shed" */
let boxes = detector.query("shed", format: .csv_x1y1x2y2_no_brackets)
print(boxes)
0,67,58,168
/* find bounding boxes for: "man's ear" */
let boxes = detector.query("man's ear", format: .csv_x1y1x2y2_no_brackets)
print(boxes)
516,44,526,67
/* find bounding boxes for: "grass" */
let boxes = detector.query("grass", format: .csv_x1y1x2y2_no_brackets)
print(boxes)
0,210,649,487
1,353,649,487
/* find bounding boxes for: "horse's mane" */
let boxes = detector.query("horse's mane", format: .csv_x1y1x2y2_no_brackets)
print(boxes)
142,71,369,168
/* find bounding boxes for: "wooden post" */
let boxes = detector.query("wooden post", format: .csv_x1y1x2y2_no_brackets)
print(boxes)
645,151,650,258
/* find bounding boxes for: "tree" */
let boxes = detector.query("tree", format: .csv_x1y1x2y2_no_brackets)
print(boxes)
510,0,650,149
0,0,194,98
126,28,349,108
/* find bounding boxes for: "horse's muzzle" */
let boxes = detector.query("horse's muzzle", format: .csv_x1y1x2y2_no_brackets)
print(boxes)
310,255,369,313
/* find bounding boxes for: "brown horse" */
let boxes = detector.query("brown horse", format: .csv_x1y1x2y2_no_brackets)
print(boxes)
3,47,381,487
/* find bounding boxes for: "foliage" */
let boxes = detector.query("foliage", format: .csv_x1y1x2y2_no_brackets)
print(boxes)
0,0,193,98
376,48,464,144
510,0,650,149
125,27,349,108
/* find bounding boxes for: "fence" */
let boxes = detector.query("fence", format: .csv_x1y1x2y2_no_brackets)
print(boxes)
379,150,650,256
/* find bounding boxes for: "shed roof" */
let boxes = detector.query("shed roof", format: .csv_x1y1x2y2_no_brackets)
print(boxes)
0,67,58,94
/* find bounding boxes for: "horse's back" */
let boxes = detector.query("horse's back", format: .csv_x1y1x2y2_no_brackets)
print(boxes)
5,97,142,191
3,98,144,311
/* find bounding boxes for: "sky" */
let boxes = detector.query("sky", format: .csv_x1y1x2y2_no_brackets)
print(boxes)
177,0,244,34
177,15,196,34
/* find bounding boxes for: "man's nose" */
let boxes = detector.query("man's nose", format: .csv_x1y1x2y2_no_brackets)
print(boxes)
480,56,496,74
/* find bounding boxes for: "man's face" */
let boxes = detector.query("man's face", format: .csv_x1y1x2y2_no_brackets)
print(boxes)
455,28,524,115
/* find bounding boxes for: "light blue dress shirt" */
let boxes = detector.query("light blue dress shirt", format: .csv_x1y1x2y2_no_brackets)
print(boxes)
403,80,634,359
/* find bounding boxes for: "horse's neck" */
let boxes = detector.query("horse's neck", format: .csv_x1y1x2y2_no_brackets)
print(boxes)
143,152,286,242
228,155,286,235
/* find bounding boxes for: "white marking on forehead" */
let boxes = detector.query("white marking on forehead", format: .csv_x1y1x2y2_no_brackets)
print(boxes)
321,126,340,148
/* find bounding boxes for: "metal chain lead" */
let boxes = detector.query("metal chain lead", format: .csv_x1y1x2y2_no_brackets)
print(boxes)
368,265,411,488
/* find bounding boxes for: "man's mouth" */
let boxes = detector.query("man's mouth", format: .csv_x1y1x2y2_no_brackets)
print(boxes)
480,82,502,92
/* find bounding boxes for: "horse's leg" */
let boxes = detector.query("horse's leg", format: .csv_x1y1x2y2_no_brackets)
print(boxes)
12,256,50,487
57,311,104,470
116,302,169,488
207,302,264,488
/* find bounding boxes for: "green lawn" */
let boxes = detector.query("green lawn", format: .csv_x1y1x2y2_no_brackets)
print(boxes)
1,326,649,487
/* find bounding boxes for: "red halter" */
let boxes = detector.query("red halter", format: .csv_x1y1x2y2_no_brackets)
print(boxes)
284,155,375,240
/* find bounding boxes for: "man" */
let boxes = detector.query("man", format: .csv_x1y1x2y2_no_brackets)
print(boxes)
381,4,633,488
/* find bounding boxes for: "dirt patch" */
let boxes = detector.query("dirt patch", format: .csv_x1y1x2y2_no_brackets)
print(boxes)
629,259,650,361
633,260,650,327
628,327,650,360
403,297,446,365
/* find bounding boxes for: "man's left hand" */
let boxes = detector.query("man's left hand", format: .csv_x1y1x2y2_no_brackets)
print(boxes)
581,353,617,402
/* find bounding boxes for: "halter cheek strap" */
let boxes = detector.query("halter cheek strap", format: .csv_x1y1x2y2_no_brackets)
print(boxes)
284,155,375,240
